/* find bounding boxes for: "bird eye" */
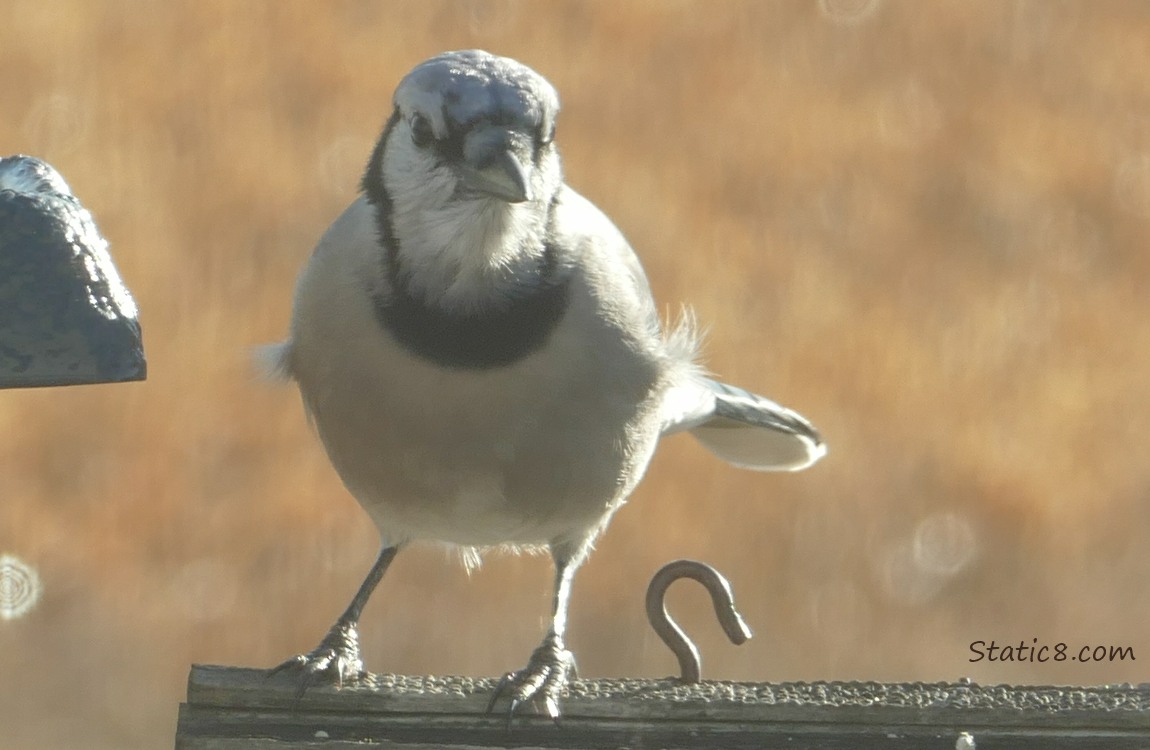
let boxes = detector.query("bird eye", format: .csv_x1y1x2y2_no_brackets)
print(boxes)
410,114,434,148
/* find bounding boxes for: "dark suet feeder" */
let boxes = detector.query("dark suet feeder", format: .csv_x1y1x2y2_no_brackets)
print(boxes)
0,155,145,388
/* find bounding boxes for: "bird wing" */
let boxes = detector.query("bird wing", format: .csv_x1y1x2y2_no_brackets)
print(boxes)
554,187,825,473
661,378,826,471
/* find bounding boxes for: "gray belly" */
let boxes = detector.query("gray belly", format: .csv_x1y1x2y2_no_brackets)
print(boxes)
297,334,664,547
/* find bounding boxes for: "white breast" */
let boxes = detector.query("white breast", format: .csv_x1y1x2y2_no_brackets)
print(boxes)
283,197,671,551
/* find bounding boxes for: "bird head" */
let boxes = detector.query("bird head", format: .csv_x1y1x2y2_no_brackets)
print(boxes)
363,51,566,308
383,50,561,208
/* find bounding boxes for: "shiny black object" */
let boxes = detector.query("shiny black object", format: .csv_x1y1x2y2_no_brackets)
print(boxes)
0,155,145,388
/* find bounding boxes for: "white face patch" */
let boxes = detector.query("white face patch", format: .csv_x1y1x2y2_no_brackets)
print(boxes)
382,129,549,309
376,50,564,311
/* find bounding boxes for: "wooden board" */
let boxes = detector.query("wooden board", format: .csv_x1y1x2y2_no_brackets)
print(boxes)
175,664,1150,749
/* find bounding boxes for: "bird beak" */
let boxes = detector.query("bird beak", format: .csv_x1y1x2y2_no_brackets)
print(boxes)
457,132,534,203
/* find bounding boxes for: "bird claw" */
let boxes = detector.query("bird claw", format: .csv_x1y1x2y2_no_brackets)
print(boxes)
267,620,366,697
544,696,561,723
487,638,575,724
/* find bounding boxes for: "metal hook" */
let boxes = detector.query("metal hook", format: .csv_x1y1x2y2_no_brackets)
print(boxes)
645,559,753,683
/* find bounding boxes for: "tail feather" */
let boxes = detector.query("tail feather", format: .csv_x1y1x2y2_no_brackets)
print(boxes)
687,379,825,472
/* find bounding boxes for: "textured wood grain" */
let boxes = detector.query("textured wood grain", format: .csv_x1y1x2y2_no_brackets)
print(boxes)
176,665,1150,749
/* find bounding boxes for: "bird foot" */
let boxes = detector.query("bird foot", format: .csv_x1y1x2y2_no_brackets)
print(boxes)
268,619,366,697
488,636,576,722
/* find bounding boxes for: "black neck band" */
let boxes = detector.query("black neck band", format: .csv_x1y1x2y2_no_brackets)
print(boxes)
362,110,571,370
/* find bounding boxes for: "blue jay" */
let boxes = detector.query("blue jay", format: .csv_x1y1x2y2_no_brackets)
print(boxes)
266,50,824,719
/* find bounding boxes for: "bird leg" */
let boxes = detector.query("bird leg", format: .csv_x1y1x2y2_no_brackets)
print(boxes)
488,545,582,721
269,544,400,696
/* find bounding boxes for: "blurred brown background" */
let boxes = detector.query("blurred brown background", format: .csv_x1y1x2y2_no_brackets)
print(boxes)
2,0,1148,747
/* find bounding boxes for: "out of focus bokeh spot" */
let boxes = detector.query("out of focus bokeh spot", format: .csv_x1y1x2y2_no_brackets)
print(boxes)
2,1,1147,747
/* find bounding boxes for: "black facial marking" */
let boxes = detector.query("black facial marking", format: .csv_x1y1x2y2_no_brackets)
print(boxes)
535,120,554,148
362,108,571,371
361,109,401,204
410,113,434,149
